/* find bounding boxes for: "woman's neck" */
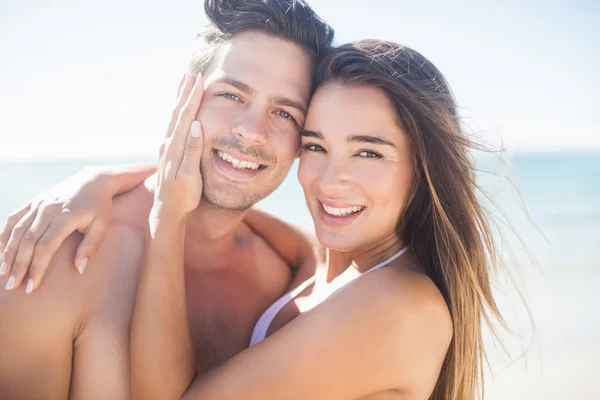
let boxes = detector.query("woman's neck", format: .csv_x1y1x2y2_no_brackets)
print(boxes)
323,235,406,283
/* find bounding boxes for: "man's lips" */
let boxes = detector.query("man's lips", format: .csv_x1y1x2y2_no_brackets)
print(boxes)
212,149,267,180
213,149,268,169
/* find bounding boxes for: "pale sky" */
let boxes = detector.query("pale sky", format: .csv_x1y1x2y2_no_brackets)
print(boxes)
1,0,598,160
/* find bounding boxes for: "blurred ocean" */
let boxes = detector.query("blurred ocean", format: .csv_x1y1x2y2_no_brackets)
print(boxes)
0,152,598,398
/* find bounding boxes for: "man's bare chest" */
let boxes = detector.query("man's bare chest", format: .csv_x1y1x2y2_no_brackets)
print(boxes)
183,257,290,371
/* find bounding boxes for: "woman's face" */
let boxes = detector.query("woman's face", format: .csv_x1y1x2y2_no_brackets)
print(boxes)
298,83,414,253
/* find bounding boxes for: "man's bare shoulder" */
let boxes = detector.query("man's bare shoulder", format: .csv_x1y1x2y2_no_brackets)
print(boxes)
245,207,316,245
244,207,321,286
0,233,88,329
0,205,148,398
0,220,146,343
111,174,156,230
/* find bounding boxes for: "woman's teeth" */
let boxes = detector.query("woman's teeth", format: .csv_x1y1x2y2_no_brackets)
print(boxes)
322,204,365,217
217,151,261,170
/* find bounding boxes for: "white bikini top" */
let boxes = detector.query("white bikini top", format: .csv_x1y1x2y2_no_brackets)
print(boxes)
248,246,409,347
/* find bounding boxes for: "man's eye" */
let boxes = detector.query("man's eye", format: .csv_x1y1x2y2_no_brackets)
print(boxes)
221,93,240,101
277,110,297,123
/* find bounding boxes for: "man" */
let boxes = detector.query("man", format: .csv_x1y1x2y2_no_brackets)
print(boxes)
0,1,333,398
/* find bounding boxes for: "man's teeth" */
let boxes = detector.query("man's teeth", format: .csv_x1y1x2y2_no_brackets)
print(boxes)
322,204,365,217
217,151,260,170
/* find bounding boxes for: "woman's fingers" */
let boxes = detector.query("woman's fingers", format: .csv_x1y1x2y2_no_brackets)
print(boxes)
19,222,67,293
153,73,206,216
0,203,31,254
164,74,205,174
23,214,105,293
73,217,108,274
165,73,197,142
1,207,38,281
178,121,204,178
6,209,57,292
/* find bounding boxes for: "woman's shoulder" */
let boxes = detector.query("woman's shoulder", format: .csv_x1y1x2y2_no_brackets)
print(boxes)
310,258,452,394
385,257,451,321
338,260,452,336
317,252,453,354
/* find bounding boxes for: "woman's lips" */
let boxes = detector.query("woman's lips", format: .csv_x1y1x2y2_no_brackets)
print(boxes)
317,201,365,227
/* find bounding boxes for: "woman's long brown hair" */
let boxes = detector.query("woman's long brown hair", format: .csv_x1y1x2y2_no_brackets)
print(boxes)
316,40,506,399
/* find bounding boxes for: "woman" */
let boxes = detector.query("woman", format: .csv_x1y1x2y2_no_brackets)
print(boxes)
1,40,504,399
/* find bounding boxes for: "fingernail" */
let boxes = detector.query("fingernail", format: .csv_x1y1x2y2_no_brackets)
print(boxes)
191,121,201,138
5,275,16,290
77,257,88,274
186,72,194,81
25,279,34,294
0,261,7,276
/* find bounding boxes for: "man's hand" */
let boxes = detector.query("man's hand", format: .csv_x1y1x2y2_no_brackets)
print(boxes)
151,72,205,226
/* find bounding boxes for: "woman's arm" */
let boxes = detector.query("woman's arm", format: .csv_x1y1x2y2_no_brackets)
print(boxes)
130,72,204,399
83,163,157,196
0,163,156,292
136,249,451,400
180,268,452,400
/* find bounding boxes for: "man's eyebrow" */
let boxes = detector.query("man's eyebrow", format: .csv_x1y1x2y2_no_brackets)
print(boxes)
301,130,323,139
348,134,396,148
272,96,307,116
216,77,255,96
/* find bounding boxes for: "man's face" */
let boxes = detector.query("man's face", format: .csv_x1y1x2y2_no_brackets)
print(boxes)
196,30,314,211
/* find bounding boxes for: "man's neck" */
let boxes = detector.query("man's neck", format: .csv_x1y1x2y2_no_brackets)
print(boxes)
144,176,253,266
186,201,249,243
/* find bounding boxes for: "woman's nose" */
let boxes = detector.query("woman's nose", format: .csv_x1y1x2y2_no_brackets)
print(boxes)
317,156,352,198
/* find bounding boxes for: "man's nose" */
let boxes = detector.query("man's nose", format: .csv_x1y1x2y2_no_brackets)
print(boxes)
231,110,268,145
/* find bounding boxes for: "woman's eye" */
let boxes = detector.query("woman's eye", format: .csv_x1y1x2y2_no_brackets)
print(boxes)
357,150,382,158
301,143,324,152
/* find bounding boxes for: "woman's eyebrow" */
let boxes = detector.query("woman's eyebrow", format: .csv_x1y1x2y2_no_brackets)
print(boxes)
301,130,323,139
348,134,396,148
301,131,396,148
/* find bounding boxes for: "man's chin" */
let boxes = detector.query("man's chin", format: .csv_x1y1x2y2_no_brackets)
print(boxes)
199,165,284,212
200,187,259,212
